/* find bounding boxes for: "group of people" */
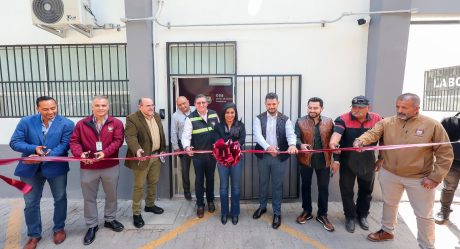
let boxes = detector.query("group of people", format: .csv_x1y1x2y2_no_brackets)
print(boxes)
8,92,458,249
11,96,167,249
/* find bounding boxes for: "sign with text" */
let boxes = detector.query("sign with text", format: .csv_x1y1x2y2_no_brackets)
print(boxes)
424,65,460,111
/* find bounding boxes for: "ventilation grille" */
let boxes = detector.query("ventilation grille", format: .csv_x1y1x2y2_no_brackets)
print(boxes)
32,0,64,24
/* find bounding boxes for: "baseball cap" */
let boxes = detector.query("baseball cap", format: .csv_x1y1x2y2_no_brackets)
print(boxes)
351,95,370,107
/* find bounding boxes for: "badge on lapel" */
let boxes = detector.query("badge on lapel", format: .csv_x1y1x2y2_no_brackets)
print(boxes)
415,128,424,137
108,126,114,132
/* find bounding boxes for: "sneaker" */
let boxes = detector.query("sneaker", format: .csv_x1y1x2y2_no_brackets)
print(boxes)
367,229,394,242
296,211,313,224
316,215,335,232
434,211,449,225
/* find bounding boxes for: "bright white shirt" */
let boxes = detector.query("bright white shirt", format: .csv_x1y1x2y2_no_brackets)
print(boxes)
253,112,296,150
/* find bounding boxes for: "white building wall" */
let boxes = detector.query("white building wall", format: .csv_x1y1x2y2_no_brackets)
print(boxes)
153,0,370,128
403,22,460,121
0,0,370,143
0,0,126,44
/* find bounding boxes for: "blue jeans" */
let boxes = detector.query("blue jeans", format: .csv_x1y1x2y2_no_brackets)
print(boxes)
21,172,67,238
193,155,216,207
258,155,287,216
299,164,330,216
218,162,242,216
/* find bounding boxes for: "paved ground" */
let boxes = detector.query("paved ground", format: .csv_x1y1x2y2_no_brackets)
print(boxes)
2,196,460,249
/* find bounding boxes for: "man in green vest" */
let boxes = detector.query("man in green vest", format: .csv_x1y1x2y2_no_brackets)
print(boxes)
182,94,219,218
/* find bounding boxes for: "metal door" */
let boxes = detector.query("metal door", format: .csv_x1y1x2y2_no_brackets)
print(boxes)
235,75,302,199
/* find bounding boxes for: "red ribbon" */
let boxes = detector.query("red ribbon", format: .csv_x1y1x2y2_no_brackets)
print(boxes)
0,140,456,194
0,175,32,194
212,139,242,167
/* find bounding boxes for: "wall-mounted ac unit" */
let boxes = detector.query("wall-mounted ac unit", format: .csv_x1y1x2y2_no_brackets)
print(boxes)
31,0,94,37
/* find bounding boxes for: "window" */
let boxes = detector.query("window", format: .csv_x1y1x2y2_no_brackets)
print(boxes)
168,42,236,75
423,65,460,111
0,44,129,117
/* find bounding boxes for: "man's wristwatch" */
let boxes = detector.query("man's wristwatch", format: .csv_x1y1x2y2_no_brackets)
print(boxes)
377,155,384,160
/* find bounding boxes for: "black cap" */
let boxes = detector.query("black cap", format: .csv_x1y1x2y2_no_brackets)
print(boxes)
351,95,370,107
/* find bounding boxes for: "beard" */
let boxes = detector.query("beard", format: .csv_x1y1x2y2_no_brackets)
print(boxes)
267,109,277,115
308,112,319,118
397,113,409,120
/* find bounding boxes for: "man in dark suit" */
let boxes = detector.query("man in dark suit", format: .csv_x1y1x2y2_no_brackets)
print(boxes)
10,96,74,249
125,97,167,228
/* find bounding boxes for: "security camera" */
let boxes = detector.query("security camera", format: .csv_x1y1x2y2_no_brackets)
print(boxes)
357,16,371,26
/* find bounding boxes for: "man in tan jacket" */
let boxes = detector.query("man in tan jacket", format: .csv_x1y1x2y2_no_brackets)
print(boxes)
125,97,166,228
354,93,453,249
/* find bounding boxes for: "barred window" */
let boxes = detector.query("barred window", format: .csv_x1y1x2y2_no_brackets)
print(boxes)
423,65,460,112
168,42,236,75
0,44,129,117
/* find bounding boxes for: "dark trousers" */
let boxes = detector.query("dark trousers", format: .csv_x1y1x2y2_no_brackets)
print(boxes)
299,164,330,216
339,164,374,218
258,155,287,216
440,161,460,215
193,155,216,207
179,154,192,194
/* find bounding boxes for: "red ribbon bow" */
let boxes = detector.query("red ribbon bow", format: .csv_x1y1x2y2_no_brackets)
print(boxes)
212,139,242,167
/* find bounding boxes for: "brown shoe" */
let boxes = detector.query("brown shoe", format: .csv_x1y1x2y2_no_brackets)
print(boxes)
197,206,205,218
296,211,313,224
24,237,41,249
53,229,66,244
316,215,335,232
367,229,394,242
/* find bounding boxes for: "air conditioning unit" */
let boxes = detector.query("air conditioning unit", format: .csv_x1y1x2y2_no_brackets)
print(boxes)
31,0,93,26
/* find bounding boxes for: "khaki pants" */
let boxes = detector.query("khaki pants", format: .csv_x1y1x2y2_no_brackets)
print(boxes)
132,158,161,215
80,166,120,228
379,168,436,249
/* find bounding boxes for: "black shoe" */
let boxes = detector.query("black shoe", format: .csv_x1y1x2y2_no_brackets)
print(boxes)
434,211,450,225
104,220,124,232
232,216,239,225
221,215,228,225
184,192,192,201
83,226,98,246
252,208,267,219
358,217,369,230
144,205,164,214
133,215,145,228
345,217,355,233
272,215,282,229
208,202,216,213
197,206,205,218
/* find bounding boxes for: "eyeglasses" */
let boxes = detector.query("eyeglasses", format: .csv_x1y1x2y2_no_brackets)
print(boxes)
195,101,207,105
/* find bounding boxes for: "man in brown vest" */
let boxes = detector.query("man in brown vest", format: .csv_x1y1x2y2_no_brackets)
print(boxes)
294,97,336,231
125,97,166,228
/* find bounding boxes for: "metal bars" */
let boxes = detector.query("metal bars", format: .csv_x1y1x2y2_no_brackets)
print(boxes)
0,44,129,117
235,74,302,200
423,65,460,112
168,42,236,75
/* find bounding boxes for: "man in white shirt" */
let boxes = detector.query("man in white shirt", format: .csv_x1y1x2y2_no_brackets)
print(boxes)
252,92,298,229
181,94,219,218
171,96,195,200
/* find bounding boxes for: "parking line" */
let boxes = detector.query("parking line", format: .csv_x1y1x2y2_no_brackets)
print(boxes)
261,215,329,249
4,199,22,249
138,212,216,249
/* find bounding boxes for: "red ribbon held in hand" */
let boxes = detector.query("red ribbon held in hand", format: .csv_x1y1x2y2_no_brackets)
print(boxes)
212,139,242,167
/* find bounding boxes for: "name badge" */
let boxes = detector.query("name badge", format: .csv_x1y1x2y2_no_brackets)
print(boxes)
96,141,103,151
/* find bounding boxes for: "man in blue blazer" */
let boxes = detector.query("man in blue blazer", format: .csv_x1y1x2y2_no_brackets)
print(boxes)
10,96,74,249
